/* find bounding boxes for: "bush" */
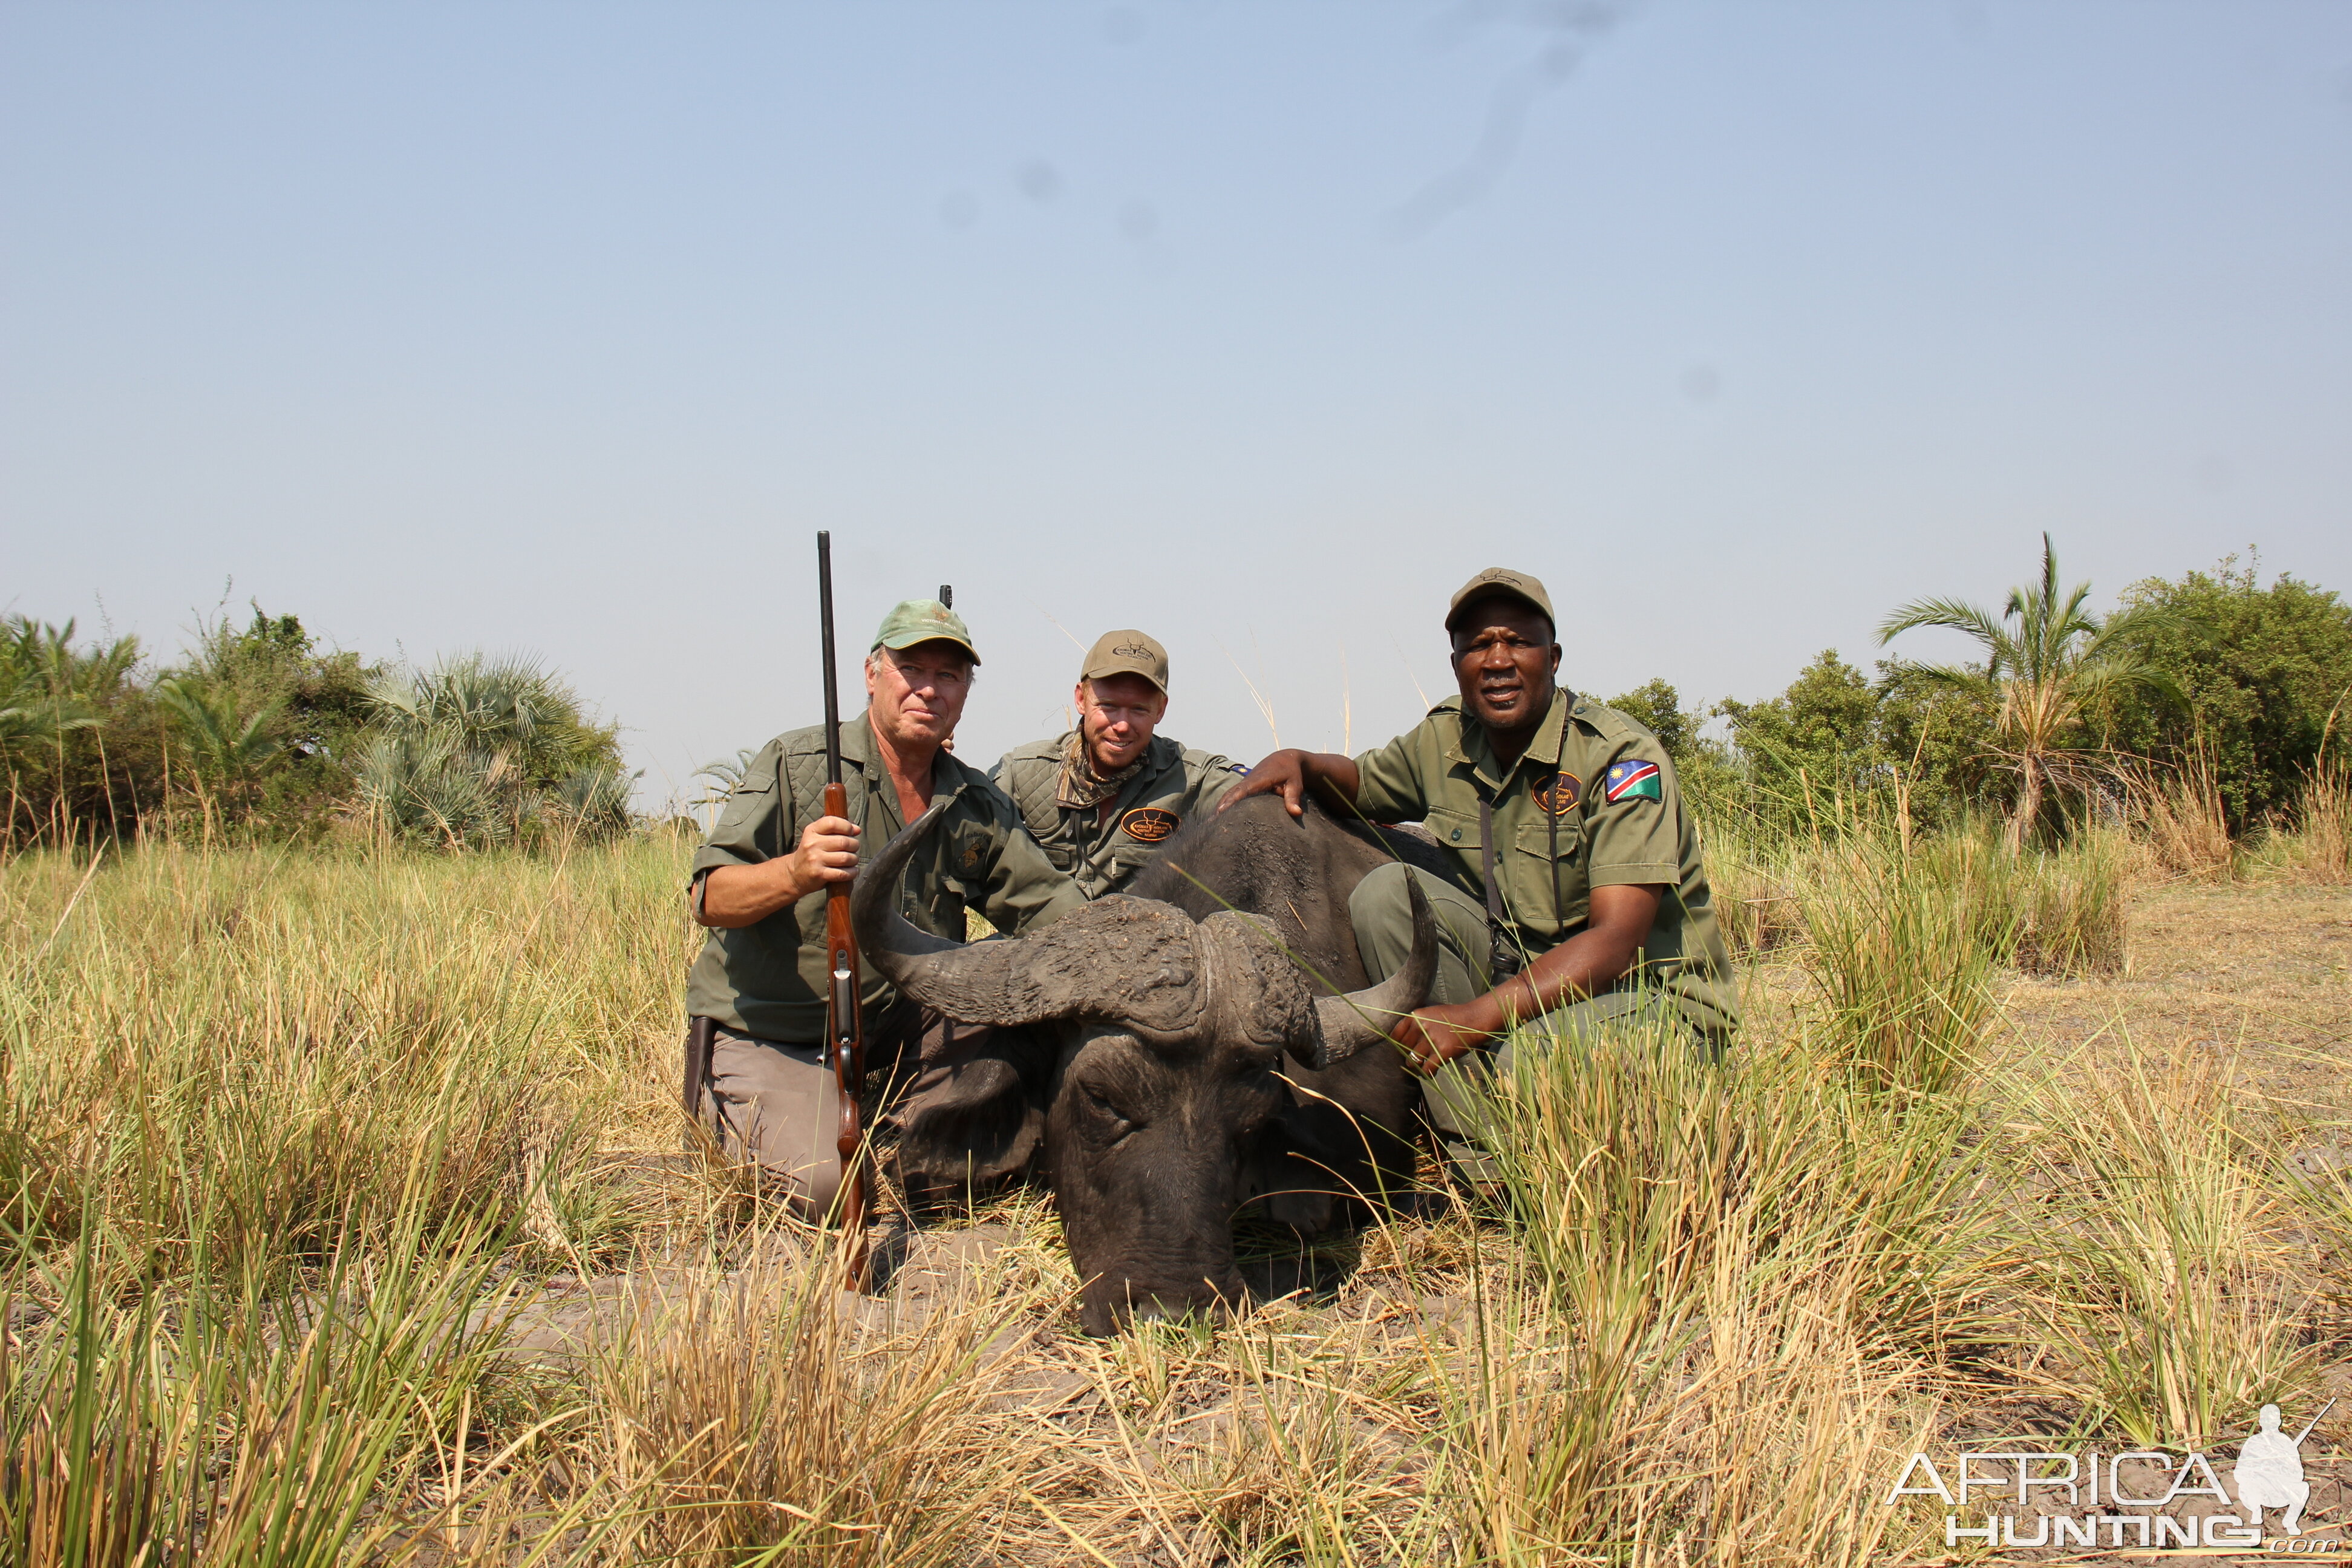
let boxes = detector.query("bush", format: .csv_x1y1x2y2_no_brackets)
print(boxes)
2105,558,2352,831
0,606,633,851
359,653,634,848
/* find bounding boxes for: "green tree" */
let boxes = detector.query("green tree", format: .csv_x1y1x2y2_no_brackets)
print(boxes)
1602,679,1739,814
2102,558,2352,830
1716,651,1885,825
1879,534,2171,851
1871,659,2001,831
0,616,149,844
152,678,284,817
168,606,380,832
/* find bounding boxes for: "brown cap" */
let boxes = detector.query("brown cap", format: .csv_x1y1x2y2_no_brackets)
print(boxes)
1080,629,1170,694
1445,567,1555,632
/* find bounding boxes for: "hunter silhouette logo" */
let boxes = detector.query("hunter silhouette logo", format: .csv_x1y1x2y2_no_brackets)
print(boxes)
1111,643,1154,659
2236,1401,2325,1537
1885,1399,2337,1551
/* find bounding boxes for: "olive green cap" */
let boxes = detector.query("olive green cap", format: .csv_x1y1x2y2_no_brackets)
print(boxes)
1080,629,1170,694
1445,567,1555,633
871,598,980,664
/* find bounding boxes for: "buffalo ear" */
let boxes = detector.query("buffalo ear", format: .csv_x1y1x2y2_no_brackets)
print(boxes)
887,1047,1047,1206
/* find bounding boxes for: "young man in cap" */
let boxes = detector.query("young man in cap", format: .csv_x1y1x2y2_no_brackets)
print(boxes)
1224,569,1736,1157
684,597,1086,1217
989,630,1246,899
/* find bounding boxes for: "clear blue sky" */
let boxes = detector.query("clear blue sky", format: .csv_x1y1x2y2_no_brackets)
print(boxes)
6,2,2349,803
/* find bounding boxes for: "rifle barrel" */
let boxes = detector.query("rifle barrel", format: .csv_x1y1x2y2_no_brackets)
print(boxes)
818,532,843,788
815,528,868,1288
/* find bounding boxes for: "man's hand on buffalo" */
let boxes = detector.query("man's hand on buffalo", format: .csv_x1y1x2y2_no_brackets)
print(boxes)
694,814,861,929
1391,1003,1495,1074
1390,883,1667,1073
1221,748,1362,819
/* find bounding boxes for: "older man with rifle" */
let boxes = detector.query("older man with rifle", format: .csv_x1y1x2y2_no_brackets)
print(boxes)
684,590,1086,1222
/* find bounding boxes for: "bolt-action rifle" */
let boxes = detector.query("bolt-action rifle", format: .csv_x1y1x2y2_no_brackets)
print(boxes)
817,531,871,1288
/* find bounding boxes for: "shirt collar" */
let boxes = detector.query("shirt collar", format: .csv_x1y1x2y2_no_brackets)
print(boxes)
1445,686,1570,788
844,710,975,824
840,710,877,771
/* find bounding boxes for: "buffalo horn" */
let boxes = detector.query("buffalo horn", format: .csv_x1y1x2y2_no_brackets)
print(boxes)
851,799,967,973
851,801,1208,1031
1299,871,1439,1069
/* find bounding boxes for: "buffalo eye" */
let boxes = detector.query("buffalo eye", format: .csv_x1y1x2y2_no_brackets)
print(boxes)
1080,1082,1135,1143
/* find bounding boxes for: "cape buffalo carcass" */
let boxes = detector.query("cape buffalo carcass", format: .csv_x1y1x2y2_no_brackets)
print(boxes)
851,792,1442,1334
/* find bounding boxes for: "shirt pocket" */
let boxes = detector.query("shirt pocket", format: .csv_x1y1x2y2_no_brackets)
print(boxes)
1511,814,1587,933
944,826,994,887
1423,805,1483,852
1516,815,1583,859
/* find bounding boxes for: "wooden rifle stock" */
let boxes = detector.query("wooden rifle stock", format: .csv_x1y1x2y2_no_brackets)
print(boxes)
816,532,870,1289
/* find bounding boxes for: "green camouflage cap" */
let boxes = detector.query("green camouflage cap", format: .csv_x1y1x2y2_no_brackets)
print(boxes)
871,598,981,664
1445,567,1555,633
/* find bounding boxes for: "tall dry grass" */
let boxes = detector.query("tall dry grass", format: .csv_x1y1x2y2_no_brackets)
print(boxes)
0,823,2337,1563
2125,748,2235,881
2007,1046,2318,1448
1706,812,2129,979
2244,763,2352,885
0,838,685,1284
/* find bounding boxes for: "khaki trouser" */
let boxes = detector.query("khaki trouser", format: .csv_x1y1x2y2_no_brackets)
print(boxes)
687,1006,1013,1221
1345,861,1699,1171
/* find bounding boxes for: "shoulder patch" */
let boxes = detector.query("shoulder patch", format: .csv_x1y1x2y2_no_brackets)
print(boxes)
1602,759,1663,804
1226,762,1248,776
1120,806,1181,843
1532,771,1582,815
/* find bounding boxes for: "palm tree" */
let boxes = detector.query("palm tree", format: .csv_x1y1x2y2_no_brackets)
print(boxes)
1878,534,2171,851
0,618,105,758
154,679,284,822
360,653,636,848
154,680,284,777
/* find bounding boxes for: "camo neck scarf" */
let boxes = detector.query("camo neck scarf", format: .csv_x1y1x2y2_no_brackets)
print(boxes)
1056,729,1146,811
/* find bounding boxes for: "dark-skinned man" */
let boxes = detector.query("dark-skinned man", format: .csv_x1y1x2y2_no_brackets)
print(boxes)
990,630,1244,898
685,598,1086,1218
1223,568,1735,1168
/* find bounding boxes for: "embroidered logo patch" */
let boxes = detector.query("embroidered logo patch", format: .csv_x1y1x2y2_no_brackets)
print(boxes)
1602,760,1664,805
1531,771,1583,815
1121,806,1181,843
959,839,985,872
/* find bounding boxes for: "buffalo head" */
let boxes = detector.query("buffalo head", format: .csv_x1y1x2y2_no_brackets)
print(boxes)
853,802,1435,1333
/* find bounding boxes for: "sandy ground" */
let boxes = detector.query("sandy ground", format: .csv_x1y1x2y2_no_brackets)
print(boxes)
2001,879,2352,1109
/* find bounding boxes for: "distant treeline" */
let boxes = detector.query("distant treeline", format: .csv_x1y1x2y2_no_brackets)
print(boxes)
1610,555,2352,842
8,552,2347,853
1,606,633,849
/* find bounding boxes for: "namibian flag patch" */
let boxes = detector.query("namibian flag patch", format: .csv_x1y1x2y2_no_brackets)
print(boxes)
1602,759,1663,804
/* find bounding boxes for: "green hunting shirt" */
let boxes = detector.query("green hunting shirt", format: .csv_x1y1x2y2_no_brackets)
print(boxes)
685,714,1087,1041
1351,688,1737,1039
988,732,1246,899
